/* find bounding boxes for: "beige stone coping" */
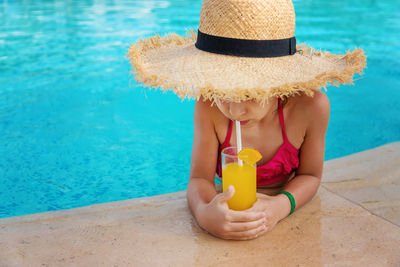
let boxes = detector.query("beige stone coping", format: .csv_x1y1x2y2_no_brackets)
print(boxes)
322,141,400,227
1,142,399,266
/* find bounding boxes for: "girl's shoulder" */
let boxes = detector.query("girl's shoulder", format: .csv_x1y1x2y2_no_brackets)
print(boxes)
194,98,229,144
194,97,226,131
287,91,330,139
288,90,330,121
290,89,329,107
194,97,226,122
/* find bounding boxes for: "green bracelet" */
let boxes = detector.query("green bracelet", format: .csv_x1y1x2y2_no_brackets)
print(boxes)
278,191,296,215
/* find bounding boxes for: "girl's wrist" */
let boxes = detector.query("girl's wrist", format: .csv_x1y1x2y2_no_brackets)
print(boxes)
194,201,208,218
193,202,209,230
274,194,292,220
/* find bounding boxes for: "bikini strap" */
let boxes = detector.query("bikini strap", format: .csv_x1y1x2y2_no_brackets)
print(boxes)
278,98,289,142
222,120,233,146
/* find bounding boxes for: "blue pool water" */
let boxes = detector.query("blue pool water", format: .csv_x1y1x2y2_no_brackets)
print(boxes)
0,0,399,218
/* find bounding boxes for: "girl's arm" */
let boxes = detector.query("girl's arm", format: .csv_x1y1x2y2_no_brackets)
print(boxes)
187,99,266,240
280,92,330,215
186,99,220,211
248,91,330,232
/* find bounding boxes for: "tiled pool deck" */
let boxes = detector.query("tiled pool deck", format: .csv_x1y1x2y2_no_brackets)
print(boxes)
1,142,399,266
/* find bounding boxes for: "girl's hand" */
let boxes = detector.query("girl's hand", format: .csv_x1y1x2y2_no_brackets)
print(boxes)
245,193,291,236
196,186,267,240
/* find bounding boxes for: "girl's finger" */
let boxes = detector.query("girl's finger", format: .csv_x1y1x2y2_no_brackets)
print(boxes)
216,185,235,203
227,210,265,222
228,217,266,232
225,224,266,240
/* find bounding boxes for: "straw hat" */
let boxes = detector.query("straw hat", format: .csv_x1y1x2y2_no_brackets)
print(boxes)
128,0,366,103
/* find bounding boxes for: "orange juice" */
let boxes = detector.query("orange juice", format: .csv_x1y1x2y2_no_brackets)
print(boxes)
222,162,257,211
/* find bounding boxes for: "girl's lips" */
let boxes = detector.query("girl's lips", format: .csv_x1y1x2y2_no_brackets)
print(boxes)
240,120,249,125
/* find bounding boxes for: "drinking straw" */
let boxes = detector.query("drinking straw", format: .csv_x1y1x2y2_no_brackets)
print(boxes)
235,120,243,166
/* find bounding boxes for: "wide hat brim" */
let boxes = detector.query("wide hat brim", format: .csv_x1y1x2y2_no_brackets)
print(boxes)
128,30,367,102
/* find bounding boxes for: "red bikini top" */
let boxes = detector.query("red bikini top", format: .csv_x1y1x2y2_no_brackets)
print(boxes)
216,98,300,186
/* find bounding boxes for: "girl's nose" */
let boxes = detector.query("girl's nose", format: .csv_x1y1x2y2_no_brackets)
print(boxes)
229,102,246,119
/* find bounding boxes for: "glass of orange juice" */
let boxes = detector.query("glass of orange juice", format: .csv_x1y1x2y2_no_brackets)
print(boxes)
222,146,257,211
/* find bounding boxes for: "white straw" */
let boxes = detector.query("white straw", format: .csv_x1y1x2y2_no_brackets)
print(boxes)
235,120,243,166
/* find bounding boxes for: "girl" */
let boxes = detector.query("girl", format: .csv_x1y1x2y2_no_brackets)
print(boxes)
187,92,329,240
128,0,366,240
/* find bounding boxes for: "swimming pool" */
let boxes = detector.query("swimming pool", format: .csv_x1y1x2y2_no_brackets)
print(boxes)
1,0,399,218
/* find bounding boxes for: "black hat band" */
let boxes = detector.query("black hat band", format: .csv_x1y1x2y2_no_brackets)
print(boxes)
195,30,296,58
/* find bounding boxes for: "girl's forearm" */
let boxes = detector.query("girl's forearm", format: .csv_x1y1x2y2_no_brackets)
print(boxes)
278,174,321,220
186,177,217,218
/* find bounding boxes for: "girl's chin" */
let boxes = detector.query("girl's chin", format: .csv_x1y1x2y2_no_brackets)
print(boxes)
242,120,257,127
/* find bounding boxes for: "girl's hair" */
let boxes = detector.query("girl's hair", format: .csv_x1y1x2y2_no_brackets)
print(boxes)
271,96,288,112
281,96,288,107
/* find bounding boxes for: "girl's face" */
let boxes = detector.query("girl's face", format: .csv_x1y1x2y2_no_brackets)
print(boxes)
214,98,276,127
